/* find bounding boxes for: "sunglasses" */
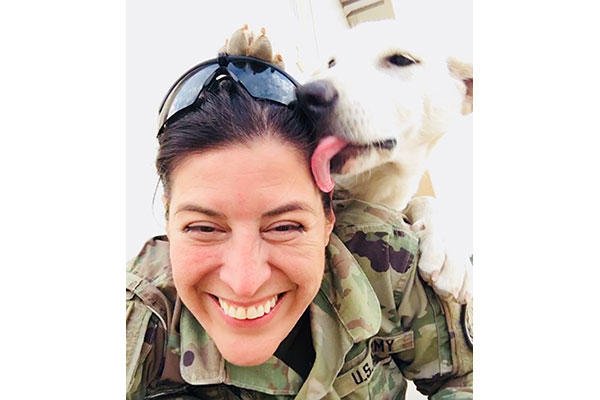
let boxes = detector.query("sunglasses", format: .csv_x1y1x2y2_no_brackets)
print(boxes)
157,54,299,136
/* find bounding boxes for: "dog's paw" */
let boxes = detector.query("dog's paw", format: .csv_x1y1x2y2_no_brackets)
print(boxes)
415,225,445,283
221,25,285,69
431,249,472,303
223,24,253,56
248,27,273,61
405,196,472,304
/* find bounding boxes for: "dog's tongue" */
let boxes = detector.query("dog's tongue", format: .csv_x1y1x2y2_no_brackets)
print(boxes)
311,136,348,192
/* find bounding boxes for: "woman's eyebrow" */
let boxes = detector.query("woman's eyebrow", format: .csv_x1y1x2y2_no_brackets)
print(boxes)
174,202,314,218
175,204,224,217
262,202,315,218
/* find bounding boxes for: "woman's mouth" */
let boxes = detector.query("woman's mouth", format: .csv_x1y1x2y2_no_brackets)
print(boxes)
215,294,281,320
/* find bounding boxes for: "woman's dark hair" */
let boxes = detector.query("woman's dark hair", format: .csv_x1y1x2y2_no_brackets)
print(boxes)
156,79,332,215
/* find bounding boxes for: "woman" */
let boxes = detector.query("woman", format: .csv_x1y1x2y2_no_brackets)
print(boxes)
126,54,472,399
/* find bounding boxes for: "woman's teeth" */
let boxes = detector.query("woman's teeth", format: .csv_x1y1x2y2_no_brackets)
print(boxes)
218,295,278,320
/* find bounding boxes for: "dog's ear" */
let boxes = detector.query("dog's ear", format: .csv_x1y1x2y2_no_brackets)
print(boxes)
447,57,473,115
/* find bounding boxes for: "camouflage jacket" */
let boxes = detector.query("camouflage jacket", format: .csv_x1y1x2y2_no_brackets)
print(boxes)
126,199,473,399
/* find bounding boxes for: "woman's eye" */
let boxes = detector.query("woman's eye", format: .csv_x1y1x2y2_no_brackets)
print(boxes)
185,225,217,232
189,226,216,232
274,224,303,232
183,223,226,240
263,222,305,241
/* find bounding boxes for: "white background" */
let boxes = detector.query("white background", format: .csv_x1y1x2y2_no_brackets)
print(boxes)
2,0,600,399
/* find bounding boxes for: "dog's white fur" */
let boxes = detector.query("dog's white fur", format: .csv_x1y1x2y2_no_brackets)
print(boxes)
305,19,473,302
222,19,473,303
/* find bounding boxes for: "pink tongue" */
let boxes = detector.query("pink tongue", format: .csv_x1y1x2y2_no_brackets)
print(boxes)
311,136,348,192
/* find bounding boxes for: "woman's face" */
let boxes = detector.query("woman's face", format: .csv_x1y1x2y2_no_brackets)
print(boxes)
166,137,334,366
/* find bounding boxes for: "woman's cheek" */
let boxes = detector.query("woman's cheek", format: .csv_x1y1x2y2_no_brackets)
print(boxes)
170,243,218,286
270,240,326,280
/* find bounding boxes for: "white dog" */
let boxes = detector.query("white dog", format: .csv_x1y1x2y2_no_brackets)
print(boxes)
298,19,473,303
222,21,472,303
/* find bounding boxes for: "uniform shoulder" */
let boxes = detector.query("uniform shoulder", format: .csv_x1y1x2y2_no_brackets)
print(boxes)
333,199,417,256
127,235,175,299
333,198,410,230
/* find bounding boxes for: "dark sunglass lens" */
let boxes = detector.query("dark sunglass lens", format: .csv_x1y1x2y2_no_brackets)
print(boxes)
166,64,219,120
228,61,296,105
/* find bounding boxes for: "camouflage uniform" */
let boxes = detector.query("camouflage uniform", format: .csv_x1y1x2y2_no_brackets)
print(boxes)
126,199,473,399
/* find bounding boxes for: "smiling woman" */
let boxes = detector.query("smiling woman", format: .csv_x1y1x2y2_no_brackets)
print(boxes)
166,138,333,367
126,54,472,399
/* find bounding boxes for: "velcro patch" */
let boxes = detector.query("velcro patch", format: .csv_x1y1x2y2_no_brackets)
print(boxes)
370,331,414,358
333,346,375,397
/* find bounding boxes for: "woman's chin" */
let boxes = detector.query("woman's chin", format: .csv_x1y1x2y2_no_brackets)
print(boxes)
217,339,279,366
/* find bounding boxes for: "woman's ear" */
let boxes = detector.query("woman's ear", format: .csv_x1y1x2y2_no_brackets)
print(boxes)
163,194,170,221
324,217,335,246
324,192,336,244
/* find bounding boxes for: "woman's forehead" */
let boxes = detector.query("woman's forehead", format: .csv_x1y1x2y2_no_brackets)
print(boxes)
168,139,318,207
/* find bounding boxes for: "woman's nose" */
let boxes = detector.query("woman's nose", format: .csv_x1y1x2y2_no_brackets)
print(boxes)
219,232,271,298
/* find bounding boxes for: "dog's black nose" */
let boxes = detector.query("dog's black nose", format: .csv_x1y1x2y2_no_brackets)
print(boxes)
295,80,338,121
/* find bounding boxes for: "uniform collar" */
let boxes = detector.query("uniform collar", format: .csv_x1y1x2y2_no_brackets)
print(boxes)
318,233,382,342
178,232,382,397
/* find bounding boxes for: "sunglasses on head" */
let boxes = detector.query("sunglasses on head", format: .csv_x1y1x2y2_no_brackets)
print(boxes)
157,53,299,137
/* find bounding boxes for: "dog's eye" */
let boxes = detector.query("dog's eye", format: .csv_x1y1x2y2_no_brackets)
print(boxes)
386,54,418,67
327,57,336,68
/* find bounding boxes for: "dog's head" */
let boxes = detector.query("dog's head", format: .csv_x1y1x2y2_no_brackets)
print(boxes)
298,19,472,196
